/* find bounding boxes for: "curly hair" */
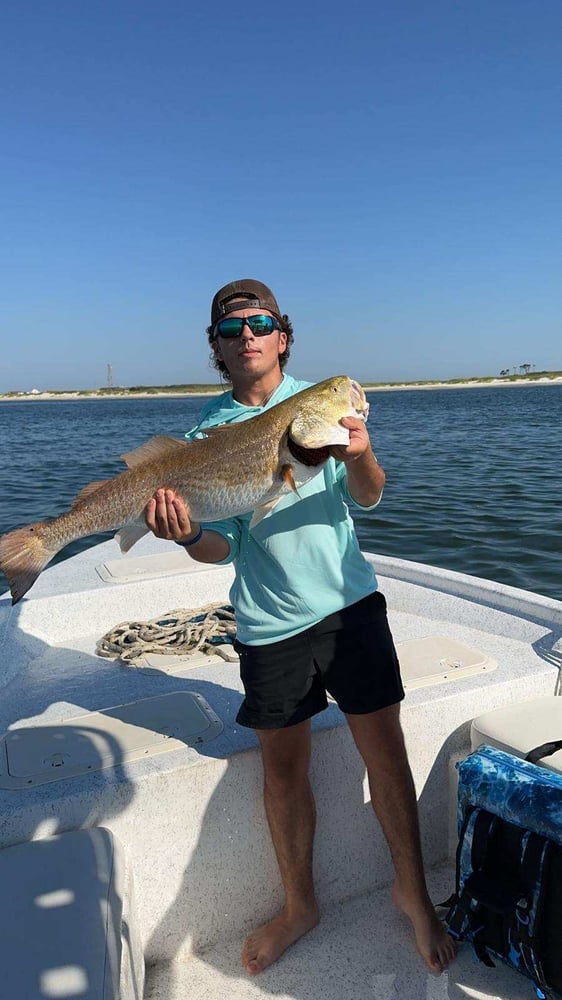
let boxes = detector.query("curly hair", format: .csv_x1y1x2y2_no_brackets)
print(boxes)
206,315,294,383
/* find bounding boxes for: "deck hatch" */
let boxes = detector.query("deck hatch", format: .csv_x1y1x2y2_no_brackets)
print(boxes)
397,636,496,689
96,551,217,583
0,692,223,789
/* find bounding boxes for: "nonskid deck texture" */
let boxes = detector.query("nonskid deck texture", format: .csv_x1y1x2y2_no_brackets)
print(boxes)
144,864,531,1000
1,535,560,991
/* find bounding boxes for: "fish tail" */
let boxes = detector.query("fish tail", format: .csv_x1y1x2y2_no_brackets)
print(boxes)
0,523,57,605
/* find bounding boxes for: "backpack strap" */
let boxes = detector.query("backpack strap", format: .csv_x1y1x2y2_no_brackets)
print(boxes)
446,808,498,940
525,740,562,765
473,940,496,968
508,831,553,998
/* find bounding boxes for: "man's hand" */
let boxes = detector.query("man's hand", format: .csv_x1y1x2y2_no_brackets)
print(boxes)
329,416,372,464
144,488,198,543
330,417,385,507
144,489,230,563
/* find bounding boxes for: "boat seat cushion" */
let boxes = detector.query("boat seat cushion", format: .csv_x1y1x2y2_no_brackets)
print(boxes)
0,827,145,999
471,695,562,774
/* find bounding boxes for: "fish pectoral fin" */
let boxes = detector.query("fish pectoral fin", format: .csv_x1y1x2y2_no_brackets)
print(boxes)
289,415,350,449
71,480,111,508
115,519,151,554
280,463,300,496
121,435,189,469
249,498,282,529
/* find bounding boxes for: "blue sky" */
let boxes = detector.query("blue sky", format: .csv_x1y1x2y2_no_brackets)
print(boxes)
1,0,561,390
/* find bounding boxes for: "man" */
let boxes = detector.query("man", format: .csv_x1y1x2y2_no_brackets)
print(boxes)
145,279,456,976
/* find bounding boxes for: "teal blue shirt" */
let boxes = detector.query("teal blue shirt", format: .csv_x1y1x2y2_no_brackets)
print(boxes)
186,374,381,645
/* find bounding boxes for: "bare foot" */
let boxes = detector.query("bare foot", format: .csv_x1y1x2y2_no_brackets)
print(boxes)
241,904,320,974
392,882,457,974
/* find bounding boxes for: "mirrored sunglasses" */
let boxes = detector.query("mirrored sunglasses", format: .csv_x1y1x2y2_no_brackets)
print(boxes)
213,314,282,339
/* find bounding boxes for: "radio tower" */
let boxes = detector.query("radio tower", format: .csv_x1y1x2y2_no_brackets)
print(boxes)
107,364,114,389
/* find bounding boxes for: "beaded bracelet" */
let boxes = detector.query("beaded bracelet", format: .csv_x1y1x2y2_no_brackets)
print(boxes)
176,526,203,548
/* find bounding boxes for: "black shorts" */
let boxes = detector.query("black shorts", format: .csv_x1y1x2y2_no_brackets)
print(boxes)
234,591,404,730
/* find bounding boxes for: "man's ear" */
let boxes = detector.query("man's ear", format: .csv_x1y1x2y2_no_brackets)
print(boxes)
278,331,287,356
212,341,223,361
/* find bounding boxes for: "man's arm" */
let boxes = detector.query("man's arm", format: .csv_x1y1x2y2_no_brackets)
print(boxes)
330,417,385,507
145,489,231,563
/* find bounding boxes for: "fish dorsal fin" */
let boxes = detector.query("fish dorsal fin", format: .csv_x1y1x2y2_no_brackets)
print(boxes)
72,479,111,508
121,435,189,469
202,424,229,437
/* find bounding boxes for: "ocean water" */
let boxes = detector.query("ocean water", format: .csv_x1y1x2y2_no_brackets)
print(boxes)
0,385,560,601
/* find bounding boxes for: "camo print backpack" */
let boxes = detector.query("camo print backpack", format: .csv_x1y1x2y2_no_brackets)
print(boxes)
446,744,562,999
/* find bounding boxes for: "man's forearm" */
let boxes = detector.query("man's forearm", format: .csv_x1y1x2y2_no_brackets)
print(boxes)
345,448,386,507
177,528,231,563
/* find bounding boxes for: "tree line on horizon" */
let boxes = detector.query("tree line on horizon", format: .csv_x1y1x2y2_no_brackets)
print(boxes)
499,363,534,376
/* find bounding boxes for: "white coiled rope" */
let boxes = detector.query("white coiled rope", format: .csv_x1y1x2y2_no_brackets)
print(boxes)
96,603,237,663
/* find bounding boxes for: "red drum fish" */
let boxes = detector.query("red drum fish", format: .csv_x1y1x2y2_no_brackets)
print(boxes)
0,376,369,603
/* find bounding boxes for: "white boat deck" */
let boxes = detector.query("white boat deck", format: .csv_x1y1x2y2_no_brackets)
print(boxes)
144,865,532,1000
0,535,561,999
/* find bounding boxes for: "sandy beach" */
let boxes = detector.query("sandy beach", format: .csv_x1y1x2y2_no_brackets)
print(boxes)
1,376,561,401
366,375,562,391
0,390,223,402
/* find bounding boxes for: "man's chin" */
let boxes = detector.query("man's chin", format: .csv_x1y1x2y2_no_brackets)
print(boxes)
235,357,263,371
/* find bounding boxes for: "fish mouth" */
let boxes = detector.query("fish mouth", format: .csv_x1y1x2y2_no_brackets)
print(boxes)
351,379,369,420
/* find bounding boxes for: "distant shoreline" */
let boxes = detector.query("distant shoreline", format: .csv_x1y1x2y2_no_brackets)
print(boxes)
1,376,561,401
369,376,562,392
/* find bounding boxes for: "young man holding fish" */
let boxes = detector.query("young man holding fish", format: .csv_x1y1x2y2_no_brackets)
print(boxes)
145,279,456,977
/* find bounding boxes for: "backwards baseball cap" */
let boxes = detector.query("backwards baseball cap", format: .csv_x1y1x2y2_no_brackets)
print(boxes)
211,279,282,326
